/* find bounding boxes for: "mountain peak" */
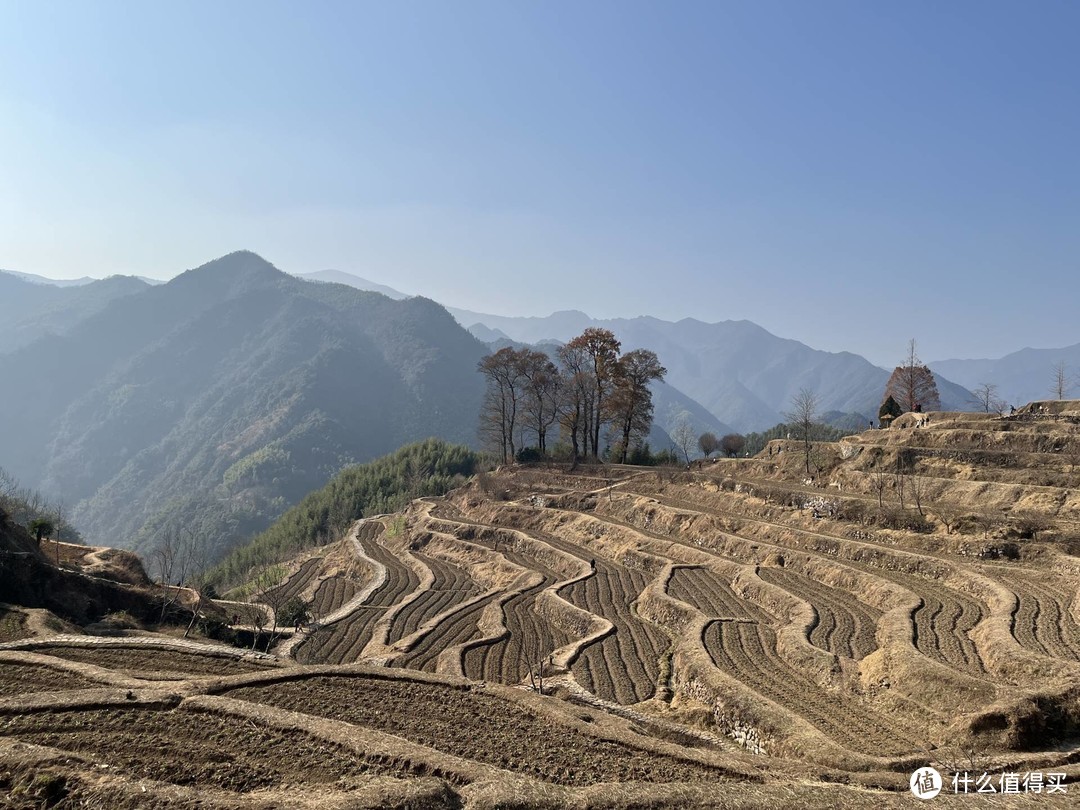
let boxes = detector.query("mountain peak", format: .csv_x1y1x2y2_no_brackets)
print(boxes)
169,250,285,290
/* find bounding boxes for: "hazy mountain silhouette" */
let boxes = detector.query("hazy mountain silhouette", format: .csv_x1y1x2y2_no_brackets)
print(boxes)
932,344,1080,409
296,269,410,299
0,272,151,353
455,308,973,431
0,252,486,563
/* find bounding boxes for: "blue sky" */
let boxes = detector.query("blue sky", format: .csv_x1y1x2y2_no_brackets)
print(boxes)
1,1,1077,366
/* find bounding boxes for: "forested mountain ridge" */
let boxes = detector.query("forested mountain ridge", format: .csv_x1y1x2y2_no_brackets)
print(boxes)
0,252,487,565
0,271,151,353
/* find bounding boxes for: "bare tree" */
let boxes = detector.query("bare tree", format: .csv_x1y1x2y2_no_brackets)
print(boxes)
671,414,697,466
1051,360,1072,400
884,339,941,413
871,465,890,511
970,382,1005,414
720,433,746,458
151,528,190,624
557,342,591,462
784,388,820,476
477,347,529,463
563,328,622,458
698,432,720,458
607,349,665,463
519,351,562,455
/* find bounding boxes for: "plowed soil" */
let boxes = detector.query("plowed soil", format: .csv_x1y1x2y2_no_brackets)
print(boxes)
296,531,420,665
29,646,273,677
228,675,725,785
462,550,574,684
387,552,480,642
0,707,394,792
757,567,881,660
0,663,100,696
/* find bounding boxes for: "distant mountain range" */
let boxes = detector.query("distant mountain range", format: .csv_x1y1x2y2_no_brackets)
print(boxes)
11,258,1073,566
0,271,152,353
931,344,1080,409
0,253,486,564
296,269,411,300
446,307,973,433
257,269,980,432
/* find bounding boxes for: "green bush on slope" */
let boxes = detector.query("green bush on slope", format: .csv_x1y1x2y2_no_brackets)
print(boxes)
204,439,478,590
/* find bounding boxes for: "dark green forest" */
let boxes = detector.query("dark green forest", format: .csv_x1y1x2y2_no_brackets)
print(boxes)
205,440,479,590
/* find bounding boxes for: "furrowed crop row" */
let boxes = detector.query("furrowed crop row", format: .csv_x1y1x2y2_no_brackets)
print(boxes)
395,593,500,672
703,620,916,756
295,606,385,665
553,539,667,705
295,531,421,665
266,558,321,605
388,553,480,642
666,567,767,622
1008,575,1080,661
462,550,573,684
310,576,359,618
756,567,881,660
1010,585,1047,657
870,572,987,676
617,481,991,676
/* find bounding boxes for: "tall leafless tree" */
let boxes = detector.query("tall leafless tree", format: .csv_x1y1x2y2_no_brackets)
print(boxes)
784,388,820,476
720,433,746,458
477,347,529,463
884,339,941,413
1051,360,1072,400
563,328,621,458
671,413,697,466
698,432,720,458
519,350,561,454
557,341,591,462
970,382,1005,414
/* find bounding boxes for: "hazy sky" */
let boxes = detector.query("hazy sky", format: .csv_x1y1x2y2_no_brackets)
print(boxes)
1,1,1077,366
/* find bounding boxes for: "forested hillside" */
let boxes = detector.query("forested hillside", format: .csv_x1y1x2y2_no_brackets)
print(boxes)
0,271,150,353
205,439,478,589
0,252,487,565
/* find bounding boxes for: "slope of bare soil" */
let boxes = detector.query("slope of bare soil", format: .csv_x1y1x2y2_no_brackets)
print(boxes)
0,662,100,696
228,674,725,786
0,707,394,792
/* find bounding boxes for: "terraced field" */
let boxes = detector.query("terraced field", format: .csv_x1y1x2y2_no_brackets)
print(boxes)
310,574,359,617
462,550,575,684
265,557,322,605
667,566,768,622
10,405,1079,805
387,552,480,642
0,662,101,695
394,592,500,672
25,645,277,677
0,707,394,792
1007,572,1080,661
757,567,881,660
295,524,420,665
227,674,725,786
557,550,668,706
702,619,917,756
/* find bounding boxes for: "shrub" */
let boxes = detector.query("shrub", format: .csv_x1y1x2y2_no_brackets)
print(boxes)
515,447,544,464
277,597,311,628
